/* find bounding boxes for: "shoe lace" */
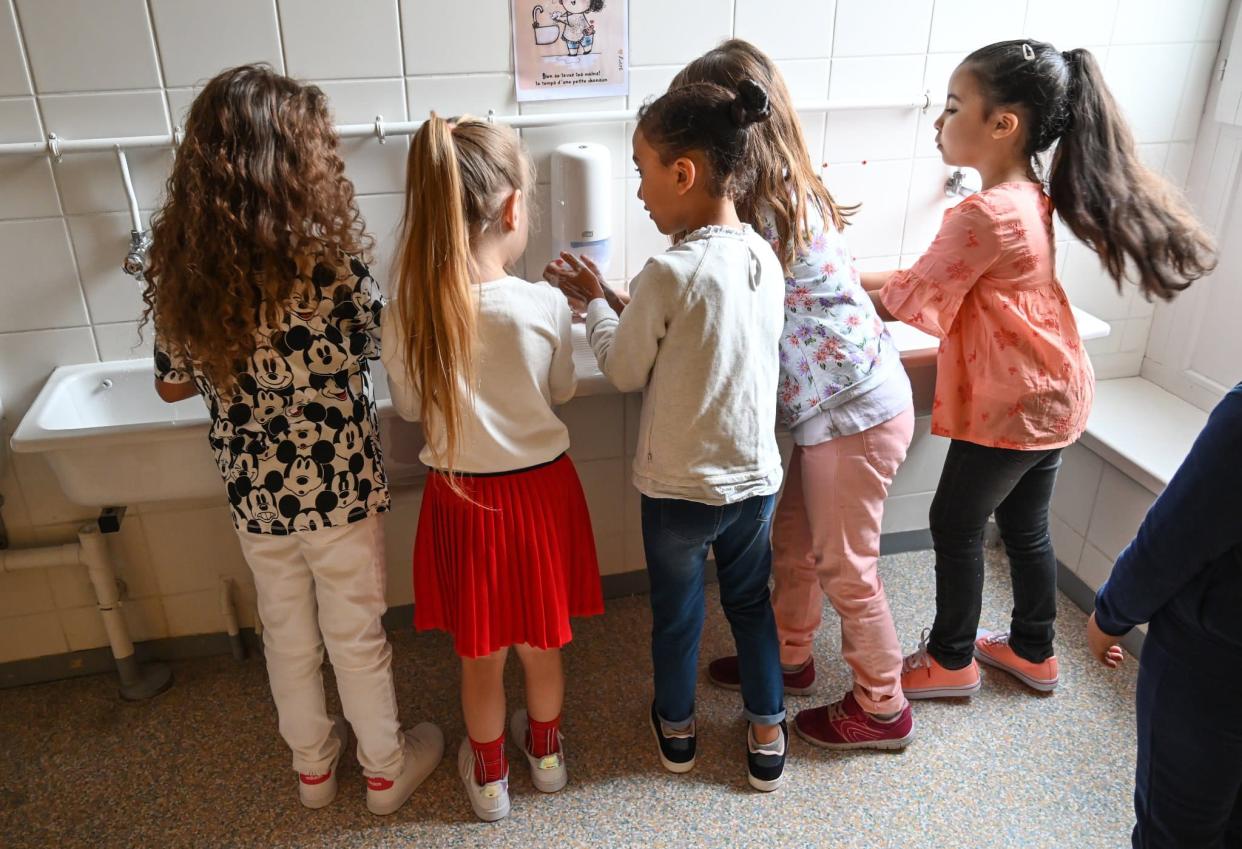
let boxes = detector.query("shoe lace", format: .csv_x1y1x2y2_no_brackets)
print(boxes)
901,628,934,673
981,631,1010,647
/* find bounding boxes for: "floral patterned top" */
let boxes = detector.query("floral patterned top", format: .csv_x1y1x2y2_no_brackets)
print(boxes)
880,181,1095,450
758,201,902,429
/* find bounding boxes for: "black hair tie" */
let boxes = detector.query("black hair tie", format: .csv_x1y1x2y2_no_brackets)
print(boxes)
730,79,771,128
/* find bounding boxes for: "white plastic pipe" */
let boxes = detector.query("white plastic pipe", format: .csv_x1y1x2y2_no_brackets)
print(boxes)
78,527,134,661
114,147,144,234
0,95,931,159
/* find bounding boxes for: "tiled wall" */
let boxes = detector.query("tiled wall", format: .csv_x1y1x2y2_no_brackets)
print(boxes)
0,0,1227,663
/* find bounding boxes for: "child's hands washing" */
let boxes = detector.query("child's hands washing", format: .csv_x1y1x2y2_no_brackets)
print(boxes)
543,252,629,314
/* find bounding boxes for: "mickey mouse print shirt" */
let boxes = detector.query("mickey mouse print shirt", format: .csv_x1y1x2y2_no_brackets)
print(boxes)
155,249,390,535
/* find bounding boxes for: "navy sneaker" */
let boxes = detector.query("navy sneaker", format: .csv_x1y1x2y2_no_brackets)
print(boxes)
649,701,695,773
746,720,788,792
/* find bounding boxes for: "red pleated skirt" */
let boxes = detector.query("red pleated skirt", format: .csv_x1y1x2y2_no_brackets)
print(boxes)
412,453,604,658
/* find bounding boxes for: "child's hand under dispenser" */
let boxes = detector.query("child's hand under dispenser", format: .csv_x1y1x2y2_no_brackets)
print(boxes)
544,252,629,316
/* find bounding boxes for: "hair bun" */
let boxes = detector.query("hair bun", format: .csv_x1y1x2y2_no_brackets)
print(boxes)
730,79,771,128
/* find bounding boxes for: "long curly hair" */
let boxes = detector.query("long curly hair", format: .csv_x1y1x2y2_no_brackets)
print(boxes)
142,64,370,391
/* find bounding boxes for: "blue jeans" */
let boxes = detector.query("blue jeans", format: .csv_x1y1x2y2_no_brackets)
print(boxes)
1131,614,1242,848
642,494,785,727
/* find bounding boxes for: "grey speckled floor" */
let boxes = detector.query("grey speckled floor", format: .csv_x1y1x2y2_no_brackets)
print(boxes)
0,545,1140,849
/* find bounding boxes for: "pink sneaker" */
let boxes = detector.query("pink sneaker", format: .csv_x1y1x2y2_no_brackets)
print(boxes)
707,655,816,696
794,692,915,750
900,629,981,699
974,631,1059,692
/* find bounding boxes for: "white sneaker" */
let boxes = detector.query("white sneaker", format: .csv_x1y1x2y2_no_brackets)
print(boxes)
457,738,510,822
365,723,445,816
510,709,567,793
298,715,348,809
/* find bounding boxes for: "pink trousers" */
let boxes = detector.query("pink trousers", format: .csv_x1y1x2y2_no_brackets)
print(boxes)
770,407,915,714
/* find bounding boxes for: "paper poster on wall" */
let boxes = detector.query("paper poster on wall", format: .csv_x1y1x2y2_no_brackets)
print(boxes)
512,0,629,102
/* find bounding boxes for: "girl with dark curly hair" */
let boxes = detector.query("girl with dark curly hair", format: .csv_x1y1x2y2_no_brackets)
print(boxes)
144,63,443,815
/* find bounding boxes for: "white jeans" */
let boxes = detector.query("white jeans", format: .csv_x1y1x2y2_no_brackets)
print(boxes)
237,515,404,778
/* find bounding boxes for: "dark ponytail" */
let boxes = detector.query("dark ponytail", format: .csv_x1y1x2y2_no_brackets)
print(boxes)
636,79,771,198
965,40,1215,300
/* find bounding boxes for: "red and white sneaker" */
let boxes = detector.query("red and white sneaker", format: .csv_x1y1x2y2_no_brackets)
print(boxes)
900,629,981,699
298,715,348,809
510,709,567,793
707,655,817,696
794,692,915,750
974,630,1059,692
365,723,445,816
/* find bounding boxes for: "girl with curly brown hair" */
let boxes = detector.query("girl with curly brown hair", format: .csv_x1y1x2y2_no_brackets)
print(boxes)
144,64,442,815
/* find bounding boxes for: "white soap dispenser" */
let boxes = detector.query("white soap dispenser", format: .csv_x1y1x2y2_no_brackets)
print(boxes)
550,142,613,276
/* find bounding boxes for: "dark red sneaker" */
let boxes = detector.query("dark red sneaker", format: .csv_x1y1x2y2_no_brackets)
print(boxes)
707,655,816,696
794,692,915,750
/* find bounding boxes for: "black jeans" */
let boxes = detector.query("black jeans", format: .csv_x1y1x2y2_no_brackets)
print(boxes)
927,439,1062,669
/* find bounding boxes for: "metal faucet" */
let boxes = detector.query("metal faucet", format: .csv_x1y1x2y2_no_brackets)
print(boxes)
115,146,152,280
944,168,977,198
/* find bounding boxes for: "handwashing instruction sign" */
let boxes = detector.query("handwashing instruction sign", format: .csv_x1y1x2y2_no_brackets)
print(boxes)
512,0,629,102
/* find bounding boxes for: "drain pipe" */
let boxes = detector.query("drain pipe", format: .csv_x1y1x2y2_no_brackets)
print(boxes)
0,524,173,700
219,576,245,661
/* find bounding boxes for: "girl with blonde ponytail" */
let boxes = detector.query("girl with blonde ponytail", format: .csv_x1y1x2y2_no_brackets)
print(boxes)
382,114,603,822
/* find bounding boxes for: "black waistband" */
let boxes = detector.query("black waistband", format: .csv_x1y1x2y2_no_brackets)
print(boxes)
429,452,566,479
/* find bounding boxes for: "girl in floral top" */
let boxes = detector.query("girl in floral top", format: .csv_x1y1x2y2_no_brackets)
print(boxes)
675,40,919,751
866,41,1215,703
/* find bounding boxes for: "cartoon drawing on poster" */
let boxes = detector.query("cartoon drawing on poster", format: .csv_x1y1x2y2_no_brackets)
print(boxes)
513,0,628,101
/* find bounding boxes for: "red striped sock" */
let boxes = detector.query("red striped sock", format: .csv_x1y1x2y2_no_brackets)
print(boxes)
526,714,561,758
469,733,507,785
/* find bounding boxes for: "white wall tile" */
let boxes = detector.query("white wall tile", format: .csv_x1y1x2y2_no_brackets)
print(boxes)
0,611,66,662
315,79,408,196
0,219,87,332
1173,40,1218,141
1105,43,1195,144
1049,514,1085,572
574,457,625,540
923,52,967,104
142,504,246,596
0,98,58,219
735,0,836,60
823,108,920,164
15,0,161,93
39,92,172,215
1197,0,1230,41
161,588,227,637
0,327,95,424
829,55,926,104
928,0,1027,54
1061,240,1131,320
1022,0,1117,48
627,65,680,109
833,0,934,57
1051,442,1104,535
1085,465,1155,560
0,0,30,95
401,0,512,74
67,212,147,325
1076,541,1114,590
1089,349,1144,380
1120,316,1153,352
356,192,405,293
561,395,625,461
521,96,628,185
151,0,284,87
900,158,959,256
406,74,518,120
880,491,935,533
60,597,167,650
820,158,912,258
0,567,54,617
279,0,403,80
94,321,146,361
624,177,671,278
1109,0,1205,45
629,0,732,66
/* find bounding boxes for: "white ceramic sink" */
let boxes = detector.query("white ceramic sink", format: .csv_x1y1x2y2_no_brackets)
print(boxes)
7,314,1109,509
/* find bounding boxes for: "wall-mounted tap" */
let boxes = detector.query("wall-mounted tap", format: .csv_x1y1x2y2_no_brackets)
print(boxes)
944,168,978,198
114,146,152,280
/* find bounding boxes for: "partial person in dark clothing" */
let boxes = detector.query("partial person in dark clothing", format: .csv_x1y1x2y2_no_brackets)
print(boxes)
1088,382,1242,849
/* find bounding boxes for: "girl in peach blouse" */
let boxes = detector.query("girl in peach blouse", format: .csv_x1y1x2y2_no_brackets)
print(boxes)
864,40,1215,701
